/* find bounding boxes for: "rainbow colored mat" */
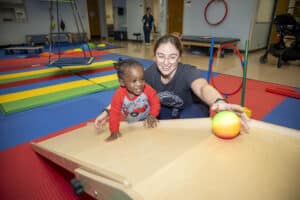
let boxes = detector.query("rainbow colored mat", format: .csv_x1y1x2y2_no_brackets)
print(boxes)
0,60,119,114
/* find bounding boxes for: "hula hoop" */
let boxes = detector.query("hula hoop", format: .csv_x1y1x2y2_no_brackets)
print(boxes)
209,43,244,96
204,0,228,25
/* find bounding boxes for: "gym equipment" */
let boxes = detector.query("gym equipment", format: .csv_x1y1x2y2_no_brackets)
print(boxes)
266,87,300,99
31,118,300,199
260,14,300,68
208,39,252,117
204,0,228,25
4,46,43,55
181,35,240,57
209,43,244,96
48,0,94,66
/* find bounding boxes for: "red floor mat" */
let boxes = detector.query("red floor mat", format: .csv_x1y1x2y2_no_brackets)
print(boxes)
0,50,111,71
0,122,94,200
212,74,293,119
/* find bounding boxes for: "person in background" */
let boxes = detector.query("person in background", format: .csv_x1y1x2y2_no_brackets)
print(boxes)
103,59,160,142
142,7,154,45
95,34,249,132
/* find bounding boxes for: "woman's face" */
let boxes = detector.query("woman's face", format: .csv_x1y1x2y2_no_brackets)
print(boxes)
155,42,181,78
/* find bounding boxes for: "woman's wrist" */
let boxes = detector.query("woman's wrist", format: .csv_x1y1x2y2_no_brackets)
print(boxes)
213,98,227,104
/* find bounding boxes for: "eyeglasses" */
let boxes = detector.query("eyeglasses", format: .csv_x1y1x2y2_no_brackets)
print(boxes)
156,53,179,64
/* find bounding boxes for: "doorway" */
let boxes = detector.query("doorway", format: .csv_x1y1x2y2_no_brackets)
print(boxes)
87,0,101,40
167,0,184,34
105,0,114,40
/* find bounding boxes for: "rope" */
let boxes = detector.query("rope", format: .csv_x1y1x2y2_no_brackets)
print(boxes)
70,1,86,58
48,0,54,64
47,0,94,65
73,0,93,57
56,0,61,59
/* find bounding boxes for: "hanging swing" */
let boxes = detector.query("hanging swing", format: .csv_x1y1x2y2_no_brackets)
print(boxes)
48,0,94,67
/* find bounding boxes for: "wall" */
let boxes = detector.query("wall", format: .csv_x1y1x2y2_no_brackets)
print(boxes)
249,0,275,50
182,0,258,50
105,0,114,25
126,0,162,41
159,0,167,35
112,0,126,31
0,0,90,46
152,0,160,30
0,0,274,49
127,0,144,40
250,23,271,49
98,0,107,38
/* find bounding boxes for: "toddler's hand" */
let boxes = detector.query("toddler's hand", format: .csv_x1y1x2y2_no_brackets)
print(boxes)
105,132,122,142
144,115,159,128
94,113,109,130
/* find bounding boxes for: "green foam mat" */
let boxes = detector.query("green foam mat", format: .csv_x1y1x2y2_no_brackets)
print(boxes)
0,80,119,115
0,62,114,84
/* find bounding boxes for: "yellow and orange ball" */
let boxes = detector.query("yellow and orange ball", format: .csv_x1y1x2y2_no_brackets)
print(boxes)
212,111,241,139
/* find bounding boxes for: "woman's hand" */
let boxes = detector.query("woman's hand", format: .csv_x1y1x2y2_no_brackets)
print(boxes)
94,111,109,130
211,101,250,133
144,115,159,128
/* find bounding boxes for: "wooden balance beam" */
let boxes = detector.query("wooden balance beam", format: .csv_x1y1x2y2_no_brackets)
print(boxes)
31,118,300,200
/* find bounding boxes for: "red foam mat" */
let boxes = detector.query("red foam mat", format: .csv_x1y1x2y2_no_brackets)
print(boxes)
0,50,111,71
266,87,300,99
0,122,94,200
212,74,294,120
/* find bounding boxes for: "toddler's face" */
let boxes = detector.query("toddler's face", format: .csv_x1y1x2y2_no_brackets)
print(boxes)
121,66,145,97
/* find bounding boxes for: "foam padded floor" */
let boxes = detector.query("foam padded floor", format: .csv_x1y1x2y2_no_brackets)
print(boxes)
0,75,119,115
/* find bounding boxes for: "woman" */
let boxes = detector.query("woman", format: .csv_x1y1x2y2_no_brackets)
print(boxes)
142,7,154,45
95,34,249,131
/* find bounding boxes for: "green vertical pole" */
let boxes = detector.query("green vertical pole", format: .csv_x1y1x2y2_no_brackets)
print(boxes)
241,40,249,106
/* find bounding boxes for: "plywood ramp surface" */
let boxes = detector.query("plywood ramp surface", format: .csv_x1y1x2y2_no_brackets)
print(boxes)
32,118,300,200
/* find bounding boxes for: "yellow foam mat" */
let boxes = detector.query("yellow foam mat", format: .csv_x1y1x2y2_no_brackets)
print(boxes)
0,79,92,104
0,60,115,81
0,73,119,104
91,74,118,83
0,68,61,80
